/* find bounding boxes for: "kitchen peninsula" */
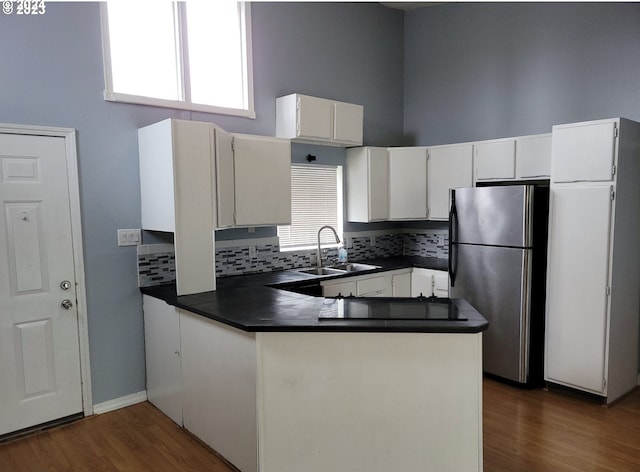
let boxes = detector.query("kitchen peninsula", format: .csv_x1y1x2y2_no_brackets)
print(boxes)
141,257,488,472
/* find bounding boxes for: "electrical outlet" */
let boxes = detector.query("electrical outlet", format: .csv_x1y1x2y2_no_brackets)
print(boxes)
438,234,445,246
346,237,353,249
249,245,257,259
370,235,376,247
117,229,141,247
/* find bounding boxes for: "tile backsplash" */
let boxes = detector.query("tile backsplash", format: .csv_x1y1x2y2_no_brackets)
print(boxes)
138,230,448,286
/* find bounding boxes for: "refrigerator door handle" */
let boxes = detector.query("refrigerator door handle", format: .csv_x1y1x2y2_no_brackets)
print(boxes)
449,190,458,287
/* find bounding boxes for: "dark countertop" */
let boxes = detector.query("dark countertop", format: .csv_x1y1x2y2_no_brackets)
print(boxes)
141,256,488,334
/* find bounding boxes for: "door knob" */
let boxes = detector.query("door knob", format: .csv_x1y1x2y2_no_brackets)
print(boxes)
61,299,73,310
60,280,71,290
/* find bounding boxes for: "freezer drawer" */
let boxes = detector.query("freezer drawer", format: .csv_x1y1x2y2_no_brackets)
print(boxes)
450,244,531,383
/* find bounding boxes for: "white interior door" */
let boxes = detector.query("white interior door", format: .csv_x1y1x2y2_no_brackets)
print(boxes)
0,133,83,436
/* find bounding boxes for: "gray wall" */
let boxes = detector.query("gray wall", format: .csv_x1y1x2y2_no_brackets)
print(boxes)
0,2,403,404
404,2,640,145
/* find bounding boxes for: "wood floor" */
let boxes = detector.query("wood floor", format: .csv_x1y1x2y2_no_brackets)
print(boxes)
1,378,639,471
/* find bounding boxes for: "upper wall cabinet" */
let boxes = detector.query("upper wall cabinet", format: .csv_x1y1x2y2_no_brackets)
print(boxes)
551,122,616,183
224,134,291,228
427,143,473,220
388,147,428,220
346,146,389,222
474,134,552,183
276,93,363,147
515,134,551,180
138,118,216,295
474,139,516,182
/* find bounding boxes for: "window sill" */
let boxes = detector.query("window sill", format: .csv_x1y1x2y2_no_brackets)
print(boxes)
103,90,256,119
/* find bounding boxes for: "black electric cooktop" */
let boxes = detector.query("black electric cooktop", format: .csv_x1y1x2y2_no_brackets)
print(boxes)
318,297,467,321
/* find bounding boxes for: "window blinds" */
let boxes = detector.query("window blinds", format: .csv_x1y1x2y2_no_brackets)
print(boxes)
278,165,342,249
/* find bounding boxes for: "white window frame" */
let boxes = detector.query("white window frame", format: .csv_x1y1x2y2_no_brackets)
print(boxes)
99,2,255,119
278,164,344,252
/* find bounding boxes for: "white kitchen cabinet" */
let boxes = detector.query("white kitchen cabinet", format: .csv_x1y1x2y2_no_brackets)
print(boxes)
138,119,216,295
427,143,473,220
392,271,412,297
411,268,449,298
473,139,516,182
322,280,357,298
321,269,411,298
545,117,640,404
388,147,428,220
276,93,363,147
551,120,617,183
228,134,291,227
346,147,389,222
356,275,388,297
515,134,551,179
143,295,182,426
180,310,258,472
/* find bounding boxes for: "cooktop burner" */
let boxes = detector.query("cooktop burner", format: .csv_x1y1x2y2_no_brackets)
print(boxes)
318,297,467,321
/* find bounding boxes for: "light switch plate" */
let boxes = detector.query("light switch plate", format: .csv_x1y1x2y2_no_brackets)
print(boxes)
117,228,141,247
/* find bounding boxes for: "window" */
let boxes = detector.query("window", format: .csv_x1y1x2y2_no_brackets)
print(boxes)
100,2,254,118
278,165,343,250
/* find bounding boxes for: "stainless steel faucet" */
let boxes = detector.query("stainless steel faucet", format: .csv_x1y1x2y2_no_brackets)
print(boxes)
317,225,341,267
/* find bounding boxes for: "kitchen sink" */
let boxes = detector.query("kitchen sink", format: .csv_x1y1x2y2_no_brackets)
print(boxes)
328,263,380,272
297,267,346,276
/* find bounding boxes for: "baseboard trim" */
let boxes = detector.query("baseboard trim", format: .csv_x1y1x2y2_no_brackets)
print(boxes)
92,390,147,415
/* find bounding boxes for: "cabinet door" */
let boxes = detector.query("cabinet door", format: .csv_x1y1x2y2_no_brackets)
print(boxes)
545,184,613,394
432,271,449,298
411,268,434,297
516,134,551,179
333,102,363,145
388,148,428,220
143,295,182,425
551,121,616,183
323,281,357,298
428,144,473,220
368,148,389,221
474,140,515,181
392,272,412,297
214,127,235,228
356,275,388,297
233,135,291,226
297,95,332,140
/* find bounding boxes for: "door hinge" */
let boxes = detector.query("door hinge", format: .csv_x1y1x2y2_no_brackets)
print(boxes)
603,378,607,391
426,150,430,160
231,138,235,152
426,208,430,218
612,164,616,177
614,126,619,138
296,96,301,110
606,285,611,296
610,188,615,201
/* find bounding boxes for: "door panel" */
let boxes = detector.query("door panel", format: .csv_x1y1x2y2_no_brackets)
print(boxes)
428,144,473,220
0,134,82,436
453,186,531,247
388,148,427,220
297,96,332,140
551,121,616,183
545,185,612,394
450,244,530,383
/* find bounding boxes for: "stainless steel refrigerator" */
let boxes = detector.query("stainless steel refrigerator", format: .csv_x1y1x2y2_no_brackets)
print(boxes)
449,184,548,386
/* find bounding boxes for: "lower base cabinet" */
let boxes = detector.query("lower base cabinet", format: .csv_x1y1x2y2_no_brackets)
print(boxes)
143,295,182,425
180,310,258,472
